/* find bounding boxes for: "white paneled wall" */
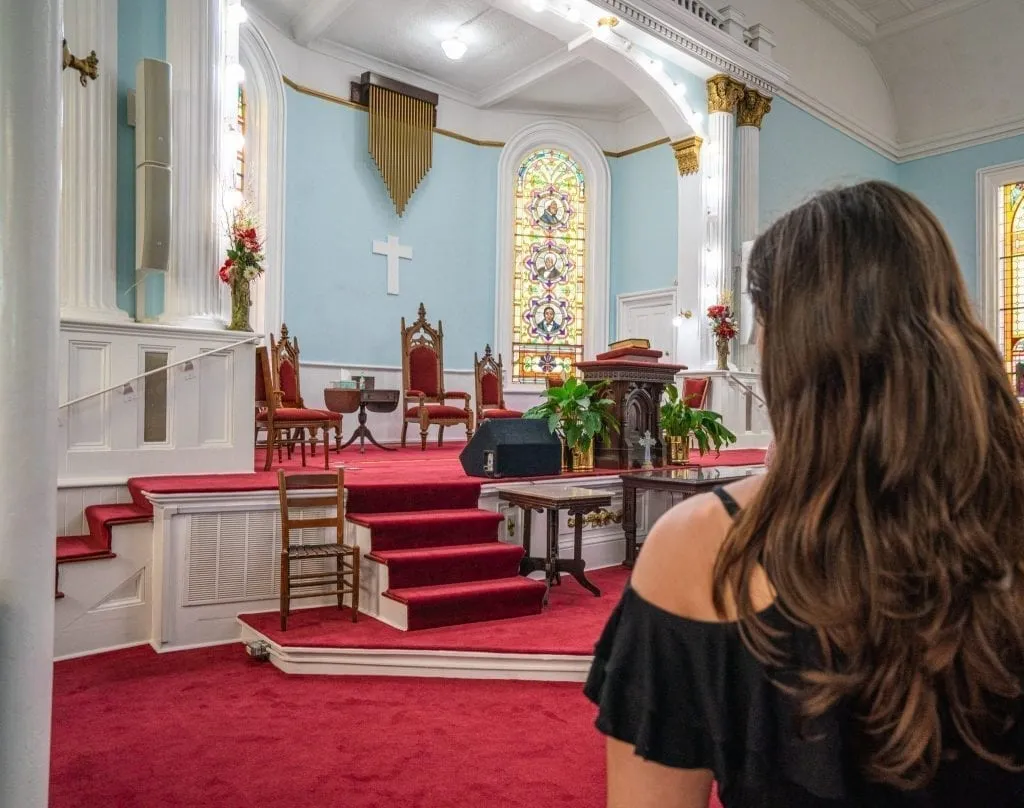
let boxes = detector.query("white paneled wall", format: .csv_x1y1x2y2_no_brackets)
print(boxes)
57,484,132,536
59,319,257,483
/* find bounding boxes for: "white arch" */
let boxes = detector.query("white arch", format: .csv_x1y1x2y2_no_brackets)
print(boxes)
239,22,286,337
575,39,697,142
495,120,610,390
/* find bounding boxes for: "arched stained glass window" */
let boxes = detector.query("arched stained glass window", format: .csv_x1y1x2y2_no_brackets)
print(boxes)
511,149,586,383
1000,182,1024,396
233,85,247,193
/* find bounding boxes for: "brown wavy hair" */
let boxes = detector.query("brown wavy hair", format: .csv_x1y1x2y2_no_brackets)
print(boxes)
712,180,1024,789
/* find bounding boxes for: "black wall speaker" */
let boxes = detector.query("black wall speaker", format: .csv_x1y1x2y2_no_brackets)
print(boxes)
459,419,562,478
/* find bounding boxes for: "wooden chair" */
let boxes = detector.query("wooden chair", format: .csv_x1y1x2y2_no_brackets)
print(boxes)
474,345,522,423
256,343,331,471
277,469,359,630
683,376,710,409
400,303,474,450
275,323,342,454
254,349,282,463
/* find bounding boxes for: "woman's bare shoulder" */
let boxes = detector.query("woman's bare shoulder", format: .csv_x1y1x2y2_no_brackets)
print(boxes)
630,473,769,622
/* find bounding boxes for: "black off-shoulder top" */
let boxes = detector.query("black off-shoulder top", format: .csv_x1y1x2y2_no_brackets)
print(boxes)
584,488,1024,807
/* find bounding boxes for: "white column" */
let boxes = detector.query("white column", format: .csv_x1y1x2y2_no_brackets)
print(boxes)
60,0,128,322
701,74,744,367
0,0,61,804
163,0,228,329
736,89,771,356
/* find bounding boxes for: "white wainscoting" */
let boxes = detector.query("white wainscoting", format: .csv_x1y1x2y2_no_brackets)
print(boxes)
680,369,773,448
59,319,257,483
144,475,662,652
57,483,132,537
300,361,547,444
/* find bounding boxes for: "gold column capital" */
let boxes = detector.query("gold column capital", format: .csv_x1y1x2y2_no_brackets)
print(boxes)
671,136,703,176
706,74,745,115
736,88,772,128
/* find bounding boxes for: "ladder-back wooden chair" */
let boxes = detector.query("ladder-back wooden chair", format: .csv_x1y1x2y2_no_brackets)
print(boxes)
275,323,342,454
256,343,331,471
277,469,359,630
255,348,283,463
683,376,710,409
400,303,474,450
473,345,522,423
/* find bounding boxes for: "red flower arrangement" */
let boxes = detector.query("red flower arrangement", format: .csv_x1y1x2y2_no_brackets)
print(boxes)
219,208,265,286
220,207,265,331
707,296,737,343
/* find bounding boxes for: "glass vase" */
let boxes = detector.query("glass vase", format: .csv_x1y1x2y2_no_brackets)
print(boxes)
716,338,730,370
228,277,253,332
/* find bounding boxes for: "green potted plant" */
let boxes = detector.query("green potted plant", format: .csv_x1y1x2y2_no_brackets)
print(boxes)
524,376,619,471
660,383,736,464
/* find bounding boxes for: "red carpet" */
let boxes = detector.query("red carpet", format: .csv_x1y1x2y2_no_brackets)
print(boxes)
51,643,724,808
240,566,629,654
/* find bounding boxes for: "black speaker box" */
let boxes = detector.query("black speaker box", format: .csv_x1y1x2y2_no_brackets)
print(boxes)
459,419,562,478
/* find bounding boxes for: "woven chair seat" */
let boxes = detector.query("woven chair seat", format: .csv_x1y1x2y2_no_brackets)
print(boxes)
287,543,356,560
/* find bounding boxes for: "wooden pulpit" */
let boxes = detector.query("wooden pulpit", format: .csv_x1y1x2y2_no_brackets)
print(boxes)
576,348,685,470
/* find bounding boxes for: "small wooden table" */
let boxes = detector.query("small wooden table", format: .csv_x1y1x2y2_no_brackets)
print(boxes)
621,466,762,567
497,484,611,603
323,388,400,453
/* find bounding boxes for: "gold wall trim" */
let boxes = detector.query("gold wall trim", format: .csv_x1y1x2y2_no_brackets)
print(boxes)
282,75,674,158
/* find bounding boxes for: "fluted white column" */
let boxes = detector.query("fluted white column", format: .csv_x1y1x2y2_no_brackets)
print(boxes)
60,0,128,321
163,0,228,328
0,0,61,803
700,74,744,367
736,89,771,351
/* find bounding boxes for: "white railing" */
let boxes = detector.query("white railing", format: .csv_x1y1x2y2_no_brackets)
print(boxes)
59,333,263,410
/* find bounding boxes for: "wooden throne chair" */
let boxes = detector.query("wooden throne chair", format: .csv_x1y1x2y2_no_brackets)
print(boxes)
256,342,331,471
474,345,521,422
683,376,710,409
400,303,474,450
273,324,342,455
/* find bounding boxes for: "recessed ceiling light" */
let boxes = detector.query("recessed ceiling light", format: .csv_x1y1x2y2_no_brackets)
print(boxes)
441,38,467,60
529,0,547,11
565,5,581,22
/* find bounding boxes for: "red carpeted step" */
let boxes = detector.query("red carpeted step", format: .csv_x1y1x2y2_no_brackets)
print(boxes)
350,508,504,551
369,542,525,589
56,534,116,564
84,503,151,550
384,577,546,630
345,480,482,515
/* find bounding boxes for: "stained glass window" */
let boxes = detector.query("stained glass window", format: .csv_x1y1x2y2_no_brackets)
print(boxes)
999,182,1024,396
511,149,586,383
233,85,247,193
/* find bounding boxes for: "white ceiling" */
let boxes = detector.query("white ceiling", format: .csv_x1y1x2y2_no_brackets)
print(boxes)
248,0,649,119
802,0,994,41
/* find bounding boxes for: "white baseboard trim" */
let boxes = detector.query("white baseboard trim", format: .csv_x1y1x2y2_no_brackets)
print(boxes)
54,639,152,663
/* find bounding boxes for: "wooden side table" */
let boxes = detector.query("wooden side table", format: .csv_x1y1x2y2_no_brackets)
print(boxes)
497,484,611,603
323,388,400,453
620,466,760,566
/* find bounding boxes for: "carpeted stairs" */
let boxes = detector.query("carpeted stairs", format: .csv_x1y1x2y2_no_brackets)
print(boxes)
347,480,546,630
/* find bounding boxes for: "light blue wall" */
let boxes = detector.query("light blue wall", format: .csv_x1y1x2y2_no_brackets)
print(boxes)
116,0,166,318
899,136,1024,298
608,144,679,338
760,97,898,226
283,88,499,368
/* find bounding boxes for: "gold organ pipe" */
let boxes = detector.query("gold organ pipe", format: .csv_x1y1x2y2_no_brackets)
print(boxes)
366,83,433,216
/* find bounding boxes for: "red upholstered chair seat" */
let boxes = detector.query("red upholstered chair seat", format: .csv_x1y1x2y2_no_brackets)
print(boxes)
482,408,522,419
313,410,342,422
257,407,331,422
405,404,471,419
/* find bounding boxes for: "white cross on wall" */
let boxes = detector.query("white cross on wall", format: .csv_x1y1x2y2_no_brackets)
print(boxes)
372,235,413,296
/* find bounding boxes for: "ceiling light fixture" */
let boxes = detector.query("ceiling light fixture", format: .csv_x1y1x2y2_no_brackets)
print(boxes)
529,0,547,10
594,15,618,39
441,37,467,60
565,5,581,22
227,3,248,26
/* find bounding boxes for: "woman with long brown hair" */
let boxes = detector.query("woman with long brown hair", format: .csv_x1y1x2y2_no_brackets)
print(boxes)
585,180,1024,807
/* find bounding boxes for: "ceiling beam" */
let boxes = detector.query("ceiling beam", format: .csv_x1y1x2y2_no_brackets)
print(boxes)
291,0,358,46
476,49,582,108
